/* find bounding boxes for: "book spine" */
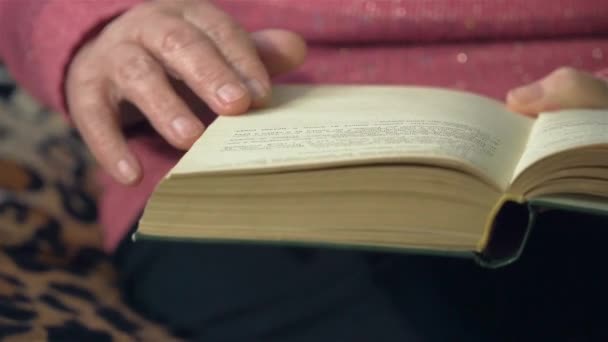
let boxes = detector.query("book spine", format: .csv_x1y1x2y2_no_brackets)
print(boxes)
474,200,535,268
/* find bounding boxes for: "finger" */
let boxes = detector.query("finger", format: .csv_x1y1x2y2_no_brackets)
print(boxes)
183,1,271,106
136,15,251,115
68,85,141,185
109,43,204,150
251,29,308,77
507,67,608,116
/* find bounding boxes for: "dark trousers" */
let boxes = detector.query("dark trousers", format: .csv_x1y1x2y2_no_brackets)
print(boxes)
114,211,608,341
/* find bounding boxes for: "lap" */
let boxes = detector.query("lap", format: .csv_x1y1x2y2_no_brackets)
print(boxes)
114,210,608,341
115,242,423,341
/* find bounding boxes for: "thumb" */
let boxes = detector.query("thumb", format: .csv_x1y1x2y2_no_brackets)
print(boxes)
251,29,307,77
506,67,608,116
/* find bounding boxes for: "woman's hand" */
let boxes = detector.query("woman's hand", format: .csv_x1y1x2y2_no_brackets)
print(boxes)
65,0,306,185
507,67,608,115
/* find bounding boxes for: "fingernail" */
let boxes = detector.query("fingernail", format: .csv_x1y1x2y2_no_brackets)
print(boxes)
117,158,138,183
217,83,246,104
246,79,268,100
508,82,544,104
171,116,203,140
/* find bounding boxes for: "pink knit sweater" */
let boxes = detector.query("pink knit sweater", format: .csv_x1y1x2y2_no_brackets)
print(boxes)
1,0,607,252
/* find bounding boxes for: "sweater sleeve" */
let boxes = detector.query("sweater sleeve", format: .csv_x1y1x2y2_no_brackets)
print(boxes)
596,68,608,80
0,0,144,116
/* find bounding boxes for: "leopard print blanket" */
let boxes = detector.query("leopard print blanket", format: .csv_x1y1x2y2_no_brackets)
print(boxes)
0,73,180,341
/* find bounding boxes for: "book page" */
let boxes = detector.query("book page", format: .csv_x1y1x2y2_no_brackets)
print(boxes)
512,109,608,180
172,85,533,189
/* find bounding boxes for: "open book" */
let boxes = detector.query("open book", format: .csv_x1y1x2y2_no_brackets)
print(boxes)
135,85,608,267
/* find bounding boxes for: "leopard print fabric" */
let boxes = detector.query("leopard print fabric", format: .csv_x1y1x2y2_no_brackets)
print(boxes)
0,73,181,341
